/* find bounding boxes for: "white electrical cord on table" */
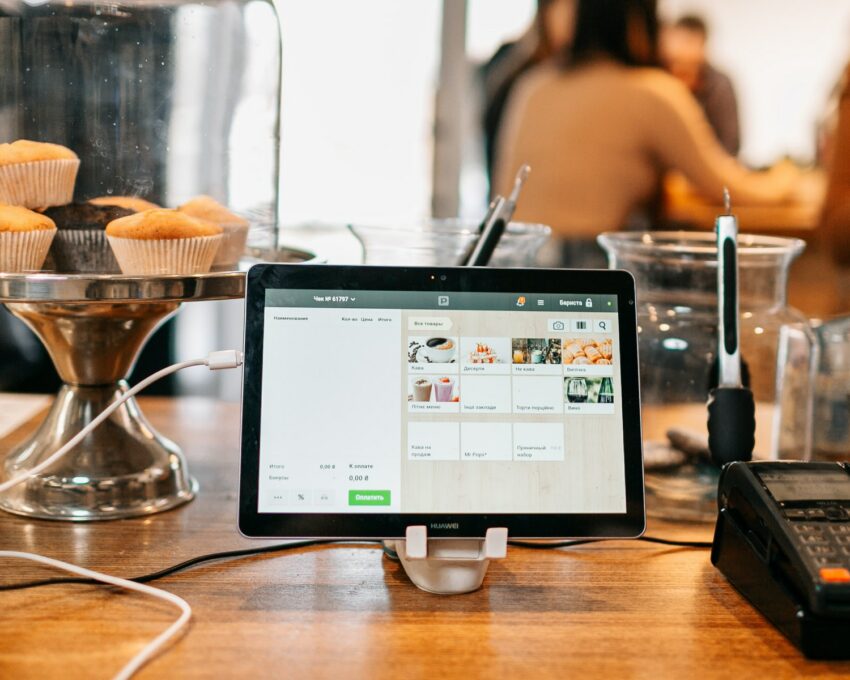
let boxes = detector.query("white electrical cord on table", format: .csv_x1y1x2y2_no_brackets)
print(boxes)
0,349,242,494
1,349,242,679
0,551,192,680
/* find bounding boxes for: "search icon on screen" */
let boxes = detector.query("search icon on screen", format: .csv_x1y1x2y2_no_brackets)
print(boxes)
595,320,609,332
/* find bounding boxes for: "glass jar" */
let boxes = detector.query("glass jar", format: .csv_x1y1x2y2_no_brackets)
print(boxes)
812,316,850,461
599,231,817,522
0,0,280,248
349,219,551,266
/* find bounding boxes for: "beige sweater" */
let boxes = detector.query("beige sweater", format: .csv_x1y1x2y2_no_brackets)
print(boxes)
494,61,793,238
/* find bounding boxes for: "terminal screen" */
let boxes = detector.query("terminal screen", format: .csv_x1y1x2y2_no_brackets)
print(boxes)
256,290,627,515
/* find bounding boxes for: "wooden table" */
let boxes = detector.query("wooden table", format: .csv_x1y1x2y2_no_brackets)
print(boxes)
1,397,849,679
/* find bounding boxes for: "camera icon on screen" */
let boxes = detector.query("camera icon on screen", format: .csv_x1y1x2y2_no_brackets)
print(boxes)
552,320,565,331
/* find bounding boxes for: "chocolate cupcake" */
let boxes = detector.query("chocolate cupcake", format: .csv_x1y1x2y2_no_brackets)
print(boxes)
89,195,160,212
43,202,134,273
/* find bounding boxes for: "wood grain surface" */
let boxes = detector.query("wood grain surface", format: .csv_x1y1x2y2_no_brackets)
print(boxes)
1,397,849,679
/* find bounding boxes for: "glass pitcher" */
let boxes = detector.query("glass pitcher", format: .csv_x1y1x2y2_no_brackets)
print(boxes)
599,231,817,522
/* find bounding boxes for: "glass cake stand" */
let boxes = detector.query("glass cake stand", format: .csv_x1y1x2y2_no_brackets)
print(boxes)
0,247,314,521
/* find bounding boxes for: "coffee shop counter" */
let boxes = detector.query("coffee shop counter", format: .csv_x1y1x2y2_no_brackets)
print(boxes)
1,397,848,679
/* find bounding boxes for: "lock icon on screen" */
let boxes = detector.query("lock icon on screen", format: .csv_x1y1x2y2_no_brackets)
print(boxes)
585,298,593,308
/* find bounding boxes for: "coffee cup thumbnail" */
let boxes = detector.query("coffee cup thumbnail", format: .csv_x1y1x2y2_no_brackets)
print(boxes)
423,337,455,362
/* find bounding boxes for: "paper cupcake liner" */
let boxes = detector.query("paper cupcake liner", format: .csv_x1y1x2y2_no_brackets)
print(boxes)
0,228,57,272
0,159,80,210
212,223,249,270
107,234,223,275
49,229,120,273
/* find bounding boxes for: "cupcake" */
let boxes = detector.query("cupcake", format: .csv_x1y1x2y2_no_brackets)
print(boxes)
0,203,57,272
89,195,160,212
43,203,134,273
0,140,80,210
106,208,223,275
178,195,249,270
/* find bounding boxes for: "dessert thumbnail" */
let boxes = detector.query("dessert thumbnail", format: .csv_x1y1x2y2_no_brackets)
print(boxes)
562,338,613,365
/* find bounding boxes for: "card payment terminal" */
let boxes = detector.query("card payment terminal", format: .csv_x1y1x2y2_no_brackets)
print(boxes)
712,461,850,659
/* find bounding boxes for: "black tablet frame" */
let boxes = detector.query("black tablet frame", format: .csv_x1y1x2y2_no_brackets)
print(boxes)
238,264,645,539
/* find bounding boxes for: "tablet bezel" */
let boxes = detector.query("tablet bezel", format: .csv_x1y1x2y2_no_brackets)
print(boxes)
238,264,645,539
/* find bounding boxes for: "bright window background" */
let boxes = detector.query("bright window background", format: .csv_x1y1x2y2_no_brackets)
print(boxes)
179,1,446,399
660,0,850,166
466,0,535,62
276,1,441,227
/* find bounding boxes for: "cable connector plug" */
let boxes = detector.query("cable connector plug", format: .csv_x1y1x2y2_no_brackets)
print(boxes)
205,349,243,370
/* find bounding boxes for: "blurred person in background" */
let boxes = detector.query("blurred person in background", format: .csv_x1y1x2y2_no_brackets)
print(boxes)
661,15,740,156
494,0,796,267
480,0,575,186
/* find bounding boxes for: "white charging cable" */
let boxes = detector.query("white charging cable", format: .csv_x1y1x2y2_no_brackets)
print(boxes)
0,551,192,680
1,349,243,680
0,349,242,494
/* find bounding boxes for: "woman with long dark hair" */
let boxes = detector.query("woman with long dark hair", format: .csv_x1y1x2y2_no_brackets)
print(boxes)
481,0,575,183
494,0,795,263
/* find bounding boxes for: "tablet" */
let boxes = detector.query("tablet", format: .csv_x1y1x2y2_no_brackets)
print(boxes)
239,264,644,539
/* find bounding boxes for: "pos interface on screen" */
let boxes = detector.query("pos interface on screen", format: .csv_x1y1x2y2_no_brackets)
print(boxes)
256,290,626,515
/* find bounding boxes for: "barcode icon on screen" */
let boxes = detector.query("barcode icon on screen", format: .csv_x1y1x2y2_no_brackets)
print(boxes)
574,321,588,330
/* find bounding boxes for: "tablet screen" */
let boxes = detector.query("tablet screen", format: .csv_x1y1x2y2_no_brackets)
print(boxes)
255,288,627,516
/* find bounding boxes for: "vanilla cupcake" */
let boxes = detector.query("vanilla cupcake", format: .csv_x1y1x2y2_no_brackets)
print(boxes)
0,204,57,272
0,140,79,210
178,195,249,270
106,208,223,275
90,195,160,212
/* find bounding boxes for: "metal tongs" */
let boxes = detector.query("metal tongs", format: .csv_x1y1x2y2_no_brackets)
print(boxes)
707,188,756,466
460,164,531,266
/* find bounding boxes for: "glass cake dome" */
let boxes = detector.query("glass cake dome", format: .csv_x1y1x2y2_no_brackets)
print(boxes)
0,0,282,251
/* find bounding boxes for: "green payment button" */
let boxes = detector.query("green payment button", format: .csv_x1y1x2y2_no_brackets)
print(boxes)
348,490,391,506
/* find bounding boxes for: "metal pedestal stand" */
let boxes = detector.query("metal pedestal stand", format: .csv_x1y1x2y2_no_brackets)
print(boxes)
0,273,242,520
0,247,313,521
384,526,508,594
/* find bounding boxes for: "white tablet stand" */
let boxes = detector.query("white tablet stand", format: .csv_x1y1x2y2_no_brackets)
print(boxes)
383,526,509,594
